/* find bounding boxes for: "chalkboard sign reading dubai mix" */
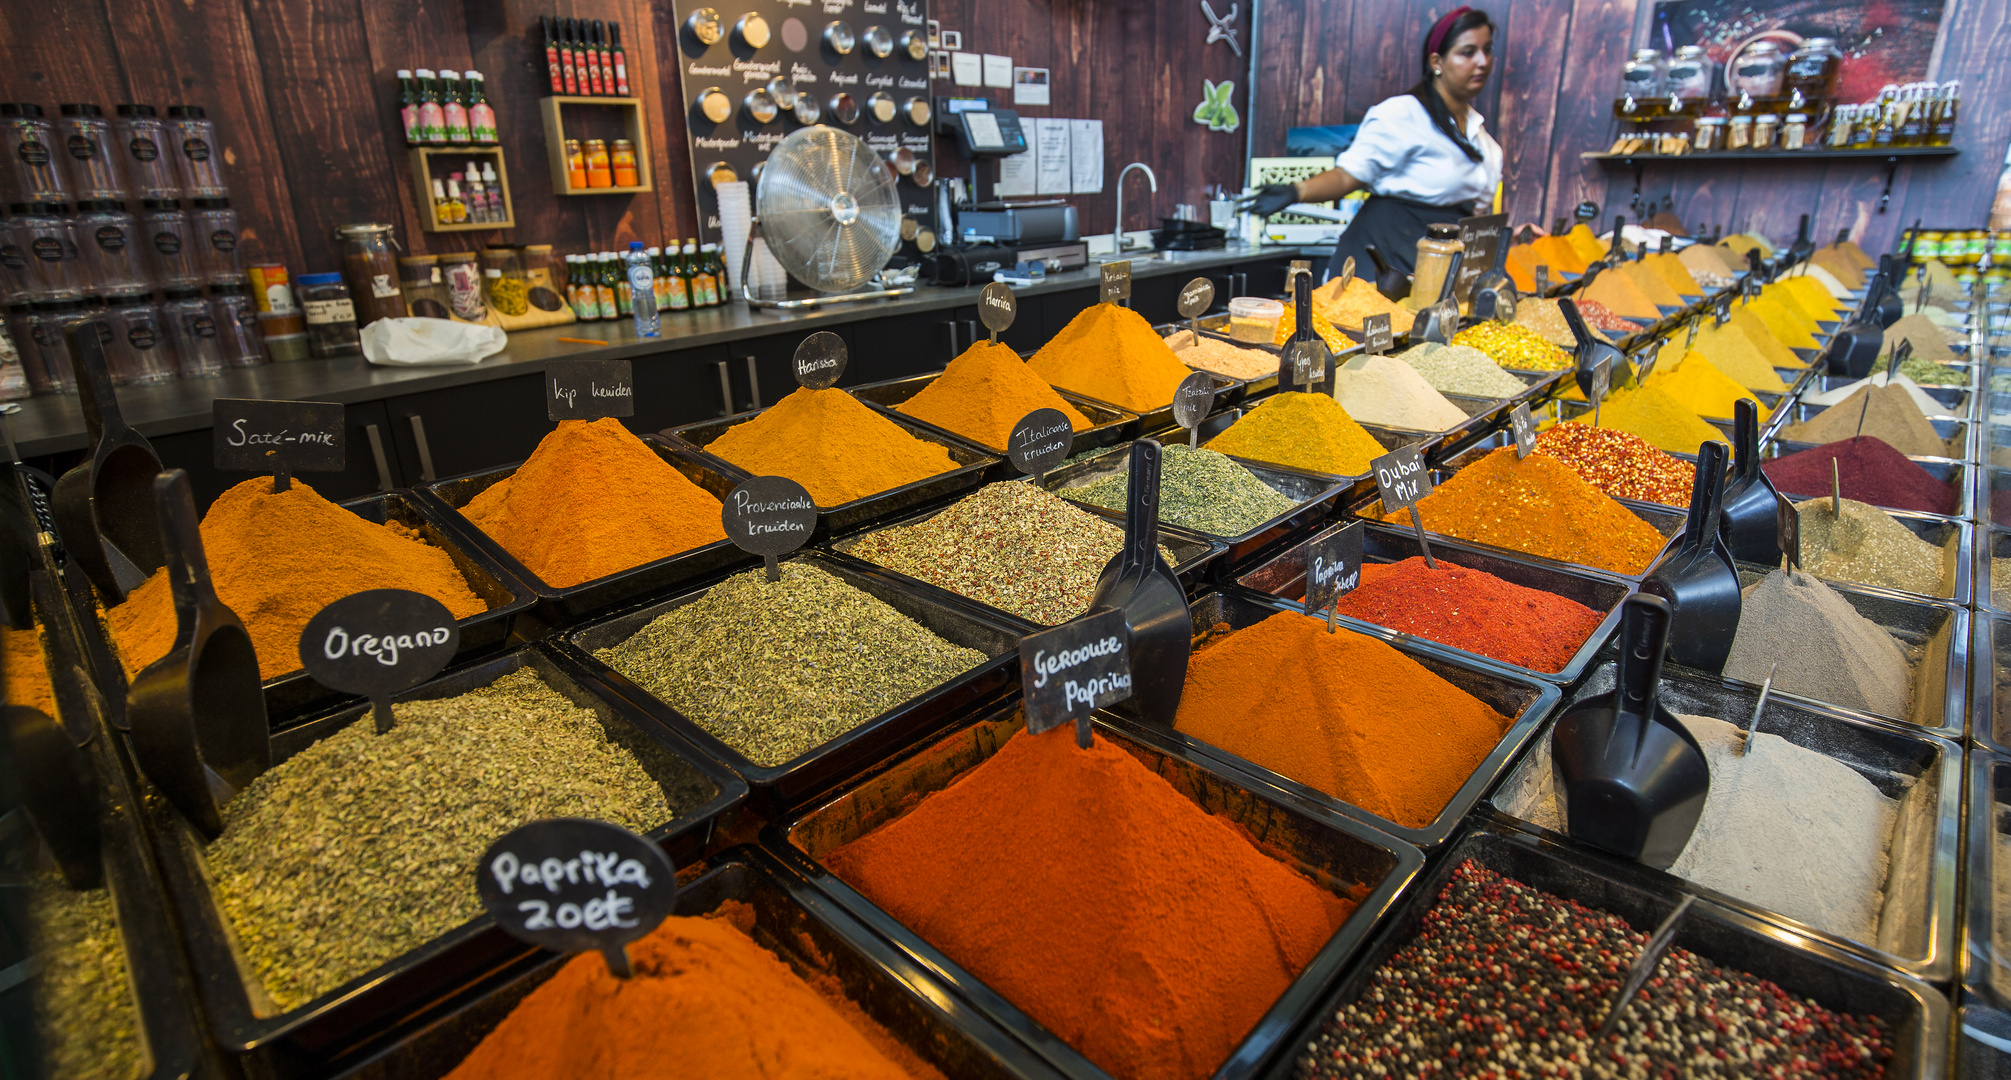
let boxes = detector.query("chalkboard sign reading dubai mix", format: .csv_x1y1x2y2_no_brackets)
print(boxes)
1373,445,1438,570
547,358,635,421
213,398,345,490
1020,607,1132,749
477,818,678,979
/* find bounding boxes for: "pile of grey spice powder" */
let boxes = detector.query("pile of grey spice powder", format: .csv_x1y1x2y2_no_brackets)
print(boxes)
28,876,141,1080
1722,569,1913,718
1794,496,1952,597
1062,443,1299,536
1394,342,1528,398
206,668,682,1010
595,562,989,766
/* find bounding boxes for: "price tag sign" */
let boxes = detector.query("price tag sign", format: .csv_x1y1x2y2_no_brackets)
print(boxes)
299,589,461,735
1284,338,1329,391
1373,445,1437,569
1660,235,1674,255
1019,607,1131,749
212,398,345,492
792,331,848,389
1007,407,1073,481
721,476,817,581
476,819,678,979
1361,313,1393,355
1588,356,1612,426
1775,487,1800,570
1534,264,1551,295
1454,212,1507,305
1510,402,1537,458
1170,372,1217,448
1176,277,1214,321
1574,200,1600,222
1099,260,1132,304
978,282,1017,342
1302,521,1363,633
1744,250,1764,297
547,358,635,421
1714,296,1731,327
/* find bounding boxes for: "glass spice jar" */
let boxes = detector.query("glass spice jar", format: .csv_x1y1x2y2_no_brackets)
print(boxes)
1412,223,1464,306
566,139,587,189
99,290,177,385
480,247,529,317
209,281,266,367
57,104,125,201
1826,105,1855,148
1692,115,1726,152
72,200,149,294
20,300,84,393
161,286,223,376
520,244,568,313
398,254,450,318
166,105,227,198
9,203,83,301
334,222,404,327
1,103,67,204
585,139,612,188
139,198,199,289
1781,113,1809,151
113,104,179,200
438,250,486,321
296,272,362,358
611,139,638,187
190,197,242,284
1752,113,1779,151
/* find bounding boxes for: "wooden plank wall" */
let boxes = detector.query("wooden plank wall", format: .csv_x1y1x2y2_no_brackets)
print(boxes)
1255,0,2011,252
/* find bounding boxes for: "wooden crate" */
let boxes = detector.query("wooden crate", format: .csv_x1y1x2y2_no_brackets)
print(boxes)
538,96,654,195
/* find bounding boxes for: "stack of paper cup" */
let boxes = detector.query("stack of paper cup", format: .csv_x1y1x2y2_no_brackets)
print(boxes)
716,181,752,298
749,238,790,301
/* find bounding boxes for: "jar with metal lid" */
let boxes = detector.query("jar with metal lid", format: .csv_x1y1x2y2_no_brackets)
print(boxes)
585,139,611,188
139,199,198,289
57,104,124,201
160,286,222,376
1617,48,1666,102
209,282,265,367
1825,104,1855,148
73,200,148,294
1412,223,1464,306
520,244,568,314
1,104,66,203
1752,112,1779,150
166,105,227,198
1785,37,1842,107
611,139,638,187
1664,45,1715,101
1781,113,1809,151
438,251,486,321
335,222,403,327
19,300,85,393
1692,115,1726,151
1726,113,1754,151
1728,41,1785,99
398,254,450,318
295,272,361,357
113,105,178,199
99,290,176,385
9,203,82,300
566,139,586,189
189,197,241,283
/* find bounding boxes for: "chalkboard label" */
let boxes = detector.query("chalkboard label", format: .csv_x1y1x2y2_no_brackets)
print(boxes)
1511,402,1537,458
213,398,345,477
792,331,848,389
978,282,1017,338
1099,260,1132,304
1007,407,1073,479
1170,372,1216,432
1660,235,1673,255
1534,264,1551,295
1361,313,1393,355
1372,445,1433,513
476,818,678,979
1744,250,1763,296
1775,487,1800,569
1587,357,1612,425
1284,338,1328,388
1020,606,1131,748
547,358,635,421
1176,277,1214,320
1714,296,1731,326
298,589,461,734
1574,200,1600,222
722,476,816,580
1886,338,1911,383
1303,521,1363,615
1454,212,1506,305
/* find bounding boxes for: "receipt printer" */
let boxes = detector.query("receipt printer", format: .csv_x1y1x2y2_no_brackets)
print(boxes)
956,205,1079,246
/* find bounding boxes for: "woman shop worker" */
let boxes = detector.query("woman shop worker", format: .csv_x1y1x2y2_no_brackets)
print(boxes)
1242,6,1501,284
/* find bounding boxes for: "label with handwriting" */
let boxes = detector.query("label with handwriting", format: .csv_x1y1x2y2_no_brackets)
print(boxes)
1021,607,1131,745
1099,260,1132,304
1007,408,1073,479
1177,277,1215,320
476,818,677,979
722,476,818,559
213,398,345,475
1454,212,1506,305
1534,264,1550,295
978,282,1017,337
1511,403,1537,458
299,589,460,733
1284,338,1328,388
1303,521,1363,615
1775,487,1800,569
1372,446,1433,513
1170,372,1216,431
547,358,635,421
1361,313,1393,355
792,331,848,389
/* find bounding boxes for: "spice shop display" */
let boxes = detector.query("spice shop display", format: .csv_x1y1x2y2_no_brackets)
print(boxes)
1765,436,1959,516
1384,448,1670,576
1028,303,1198,413
25,876,143,1080
201,667,683,1009
1639,352,1763,420
594,562,988,767
705,388,961,507
1393,343,1528,398
1792,497,1955,598
106,477,488,681
1784,383,1957,459
1722,569,1914,717
1325,557,1607,672
459,417,727,588
896,340,1092,452
1310,274,1415,334
1567,384,1724,456
1271,302,1353,352
1204,392,1386,477
395,68,501,146
1062,443,1300,536
1163,328,1278,380
824,723,1355,1080
1330,353,1471,432
1533,424,1695,507
1451,320,1573,371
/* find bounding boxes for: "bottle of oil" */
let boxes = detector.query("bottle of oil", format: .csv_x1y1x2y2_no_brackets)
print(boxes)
1931,81,1958,146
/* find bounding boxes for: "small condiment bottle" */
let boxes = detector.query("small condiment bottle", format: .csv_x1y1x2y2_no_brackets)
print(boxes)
1780,113,1808,151
585,139,612,188
611,139,638,187
1752,113,1779,150
566,139,587,189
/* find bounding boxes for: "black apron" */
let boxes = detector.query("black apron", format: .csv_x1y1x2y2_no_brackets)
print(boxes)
1325,194,1465,284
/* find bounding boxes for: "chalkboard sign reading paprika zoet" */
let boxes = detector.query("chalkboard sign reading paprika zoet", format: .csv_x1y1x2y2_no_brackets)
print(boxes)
1373,445,1438,569
1020,607,1132,749
792,331,848,389
721,476,817,581
1100,260,1132,305
1302,520,1363,633
476,818,678,979
213,398,344,492
1007,408,1073,482
547,359,635,421
298,589,461,735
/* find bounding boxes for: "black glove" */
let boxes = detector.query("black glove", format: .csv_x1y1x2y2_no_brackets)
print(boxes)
1237,183,1300,218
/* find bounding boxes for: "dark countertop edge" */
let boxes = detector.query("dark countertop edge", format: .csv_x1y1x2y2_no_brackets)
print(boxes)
11,244,1312,456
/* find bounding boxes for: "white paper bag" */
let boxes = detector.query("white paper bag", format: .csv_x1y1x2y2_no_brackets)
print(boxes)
360,318,508,366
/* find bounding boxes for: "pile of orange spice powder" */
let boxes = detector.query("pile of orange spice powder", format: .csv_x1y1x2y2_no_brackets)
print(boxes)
1382,448,1670,576
1533,424,1695,507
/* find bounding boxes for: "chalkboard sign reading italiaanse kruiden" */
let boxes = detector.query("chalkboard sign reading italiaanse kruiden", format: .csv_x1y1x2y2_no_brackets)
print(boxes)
1020,607,1132,749
547,359,635,421
477,818,678,979
1303,521,1363,633
722,476,817,580
1007,408,1073,481
793,331,848,389
213,398,345,491
299,589,460,735
1100,260,1132,304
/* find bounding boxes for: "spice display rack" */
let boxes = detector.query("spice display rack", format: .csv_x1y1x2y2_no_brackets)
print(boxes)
538,95,654,195
1586,145,1958,216
408,146,517,232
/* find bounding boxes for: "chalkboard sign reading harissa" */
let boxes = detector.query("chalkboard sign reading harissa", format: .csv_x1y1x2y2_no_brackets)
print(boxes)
1007,408,1073,483
477,818,678,978
299,589,460,735
793,331,848,389
978,282,1017,342
722,476,817,581
1020,606,1132,749
548,359,635,421
213,398,345,492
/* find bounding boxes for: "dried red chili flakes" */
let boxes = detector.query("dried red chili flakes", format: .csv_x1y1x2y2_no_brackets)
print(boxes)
1575,299,1644,334
1533,424,1695,507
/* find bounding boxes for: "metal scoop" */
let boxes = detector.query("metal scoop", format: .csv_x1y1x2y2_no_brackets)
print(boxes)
1642,440,1740,673
124,469,270,838
1549,593,1711,869
1717,399,1788,565
1089,440,1190,724
50,323,166,604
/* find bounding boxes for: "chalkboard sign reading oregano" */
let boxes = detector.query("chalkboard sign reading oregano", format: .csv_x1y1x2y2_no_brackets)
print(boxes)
1007,408,1073,482
1302,520,1363,634
1020,606,1131,749
1373,446,1437,569
792,331,848,389
212,398,344,492
721,476,817,581
299,589,460,735
476,818,677,979
1170,372,1217,448
547,358,635,421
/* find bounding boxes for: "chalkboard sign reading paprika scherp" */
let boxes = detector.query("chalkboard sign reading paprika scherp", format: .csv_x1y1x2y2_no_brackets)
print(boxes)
1361,313,1393,355
547,358,635,421
213,398,345,492
1007,408,1073,482
1020,607,1131,749
1373,445,1438,569
476,818,677,979
1510,402,1537,458
1099,260,1132,305
298,589,461,735
721,475,817,580
978,282,1017,342
793,331,848,389
1302,520,1363,633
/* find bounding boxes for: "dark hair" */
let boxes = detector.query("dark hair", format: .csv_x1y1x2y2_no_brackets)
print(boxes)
1408,8,1493,163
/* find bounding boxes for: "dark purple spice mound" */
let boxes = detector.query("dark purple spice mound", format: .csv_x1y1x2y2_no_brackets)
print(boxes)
1295,860,1890,1079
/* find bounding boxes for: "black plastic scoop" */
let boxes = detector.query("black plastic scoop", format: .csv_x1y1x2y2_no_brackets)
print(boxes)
124,469,270,839
51,322,166,604
1717,399,1787,565
1642,440,1741,674
1089,440,1190,724
3,559,108,888
1549,592,1711,870
1363,244,1409,302
1561,297,1632,397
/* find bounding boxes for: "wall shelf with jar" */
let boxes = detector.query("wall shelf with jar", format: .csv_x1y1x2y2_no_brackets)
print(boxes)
409,146,516,232
537,96,653,195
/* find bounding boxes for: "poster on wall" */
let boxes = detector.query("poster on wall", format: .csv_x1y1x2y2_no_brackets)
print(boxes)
1648,0,1946,104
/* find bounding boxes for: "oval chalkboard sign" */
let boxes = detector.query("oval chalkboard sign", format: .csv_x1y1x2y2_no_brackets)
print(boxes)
476,818,678,978
1170,372,1216,430
978,282,1017,336
1176,277,1215,320
1007,408,1073,480
793,331,848,389
299,589,460,734
723,476,817,580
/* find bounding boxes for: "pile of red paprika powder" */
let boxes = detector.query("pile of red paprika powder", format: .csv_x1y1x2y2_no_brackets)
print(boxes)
1330,556,1606,673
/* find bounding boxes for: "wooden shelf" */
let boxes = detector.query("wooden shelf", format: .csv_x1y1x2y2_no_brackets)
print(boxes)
538,96,654,196
1583,146,1958,163
409,146,516,232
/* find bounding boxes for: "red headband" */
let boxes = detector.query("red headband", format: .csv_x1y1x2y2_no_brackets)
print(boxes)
1427,6,1474,58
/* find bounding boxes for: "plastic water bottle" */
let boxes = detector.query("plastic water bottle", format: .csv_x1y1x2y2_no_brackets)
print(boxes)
624,241,659,337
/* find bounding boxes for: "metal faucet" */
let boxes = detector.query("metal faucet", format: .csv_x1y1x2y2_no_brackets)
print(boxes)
1113,163,1157,253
